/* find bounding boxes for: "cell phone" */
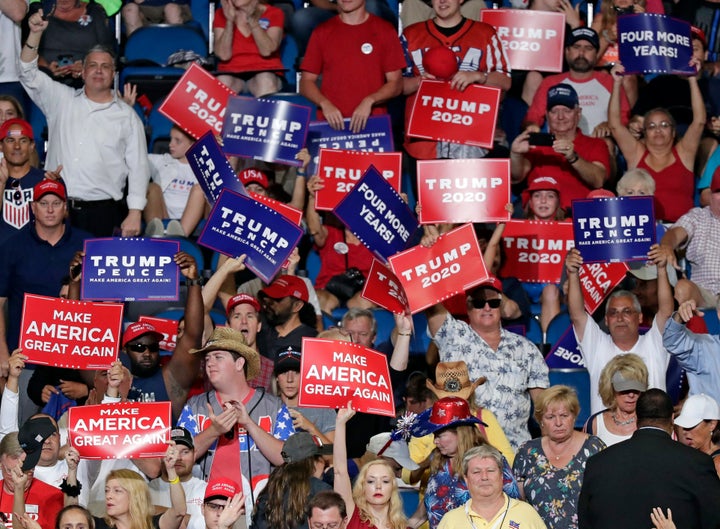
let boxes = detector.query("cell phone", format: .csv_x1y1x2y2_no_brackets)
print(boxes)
41,0,56,19
527,132,555,147
58,55,73,67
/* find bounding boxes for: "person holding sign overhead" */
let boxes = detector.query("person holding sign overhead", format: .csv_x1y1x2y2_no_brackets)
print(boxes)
608,58,705,223
299,0,405,133
401,0,511,160
564,246,673,414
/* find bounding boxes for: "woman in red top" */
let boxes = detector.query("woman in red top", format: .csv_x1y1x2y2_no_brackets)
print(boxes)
608,59,705,223
213,0,284,96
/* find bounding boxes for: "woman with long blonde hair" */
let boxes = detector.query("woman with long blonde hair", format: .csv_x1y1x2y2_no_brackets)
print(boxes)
95,445,186,529
335,403,408,529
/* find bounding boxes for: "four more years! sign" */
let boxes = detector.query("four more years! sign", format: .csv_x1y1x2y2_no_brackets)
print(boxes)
407,80,501,149
69,402,171,459
298,338,395,416
19,294,122,370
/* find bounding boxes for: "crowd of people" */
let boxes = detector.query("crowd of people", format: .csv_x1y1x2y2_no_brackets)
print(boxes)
2,0,720,527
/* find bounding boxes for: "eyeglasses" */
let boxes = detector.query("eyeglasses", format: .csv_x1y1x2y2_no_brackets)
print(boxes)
470,298,501,309
310,522,342,529
645,121,673,131
606,308,637,318
127,342,160,353
36,200,64,209
204,502,227,512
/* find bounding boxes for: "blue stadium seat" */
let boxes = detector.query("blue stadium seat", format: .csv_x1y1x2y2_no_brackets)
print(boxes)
120,25,208,104
548,368,591,428
166,237,205,273
702,309,720,335
305,248,321,285
409,312,431,355
525,315,544,346
373,309,396,345
279,34,300,91
27,100,48,163
545,311,571,349
147,100,174,153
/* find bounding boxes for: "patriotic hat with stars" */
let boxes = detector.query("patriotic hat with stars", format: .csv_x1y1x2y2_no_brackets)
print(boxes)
410,396,486,437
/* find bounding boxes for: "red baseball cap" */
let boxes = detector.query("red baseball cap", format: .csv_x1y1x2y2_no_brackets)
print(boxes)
33,179,66,201
226,293,261,315
0,118,33,141
586,189,615,199
469,277,503,295
122,322,163,347
259,276,309,303
526,175,560,194
204,478,240,501
238,168,269,190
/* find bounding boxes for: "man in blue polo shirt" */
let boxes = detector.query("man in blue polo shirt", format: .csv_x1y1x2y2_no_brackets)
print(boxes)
0,179,90,423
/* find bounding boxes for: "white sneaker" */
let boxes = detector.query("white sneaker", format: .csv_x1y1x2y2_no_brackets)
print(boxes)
145,218,164,237
165,219,185,237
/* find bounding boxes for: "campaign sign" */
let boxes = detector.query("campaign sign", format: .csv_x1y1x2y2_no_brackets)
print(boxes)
480,9,565,72
81,238,180,301
298,338,395,416
388,223,488,313
545,327,586,369
333,166,419,262
306,115,394,176
19,294,122,370
138,316,179,351
417,159,511,224
579,262,629,314
407,80,501,149
315,149,402,211
188,131,246,205
618,14,694,75
68,402,171,459
250,192,303,225
198,189,303,283
499,221,574,283
361,259,410,314
158,64,235,138
221,96,310,166
572,196,655,263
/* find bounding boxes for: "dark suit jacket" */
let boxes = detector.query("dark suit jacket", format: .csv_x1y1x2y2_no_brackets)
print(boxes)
578,427,720,529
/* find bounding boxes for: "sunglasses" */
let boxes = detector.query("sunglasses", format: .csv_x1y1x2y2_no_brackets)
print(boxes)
127,342,160,353
470,298,501,309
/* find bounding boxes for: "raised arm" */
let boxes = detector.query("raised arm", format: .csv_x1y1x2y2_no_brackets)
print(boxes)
164,252,204,418
608,63,643,167
333,403,357,519
0,0,27,22
648,244,674,330
389,313,413,371
676,59,707,168
659,226,689,271
305,175,329,247
564,248,588,340
202,255,247,313
158,443,188,529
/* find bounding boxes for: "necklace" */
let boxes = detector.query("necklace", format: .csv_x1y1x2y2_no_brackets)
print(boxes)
611,413,636,426
544,438,572,461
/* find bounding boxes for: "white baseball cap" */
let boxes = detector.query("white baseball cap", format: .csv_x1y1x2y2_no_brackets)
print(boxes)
366,433,419,471
674,394,720,429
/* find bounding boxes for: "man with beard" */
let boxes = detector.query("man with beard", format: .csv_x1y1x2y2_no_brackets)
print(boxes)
257,275,317,360
119,251,204,420
523,27,632,137
0,119,45,244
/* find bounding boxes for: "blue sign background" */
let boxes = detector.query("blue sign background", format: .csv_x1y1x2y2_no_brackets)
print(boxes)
572,196,656,263
82,238,180,301
221,96,310,166
187,132,246,204
198,190,303,283
306,115,394,176
618,14,694,75
333,166,419,262
546,326,585,369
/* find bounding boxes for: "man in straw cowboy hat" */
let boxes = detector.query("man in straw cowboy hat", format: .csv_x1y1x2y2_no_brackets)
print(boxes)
177,327,288,512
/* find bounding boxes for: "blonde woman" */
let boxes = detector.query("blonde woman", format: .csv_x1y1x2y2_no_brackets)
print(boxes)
335,403,408,529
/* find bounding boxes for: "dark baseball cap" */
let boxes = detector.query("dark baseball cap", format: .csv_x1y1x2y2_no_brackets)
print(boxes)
18,417,57,471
